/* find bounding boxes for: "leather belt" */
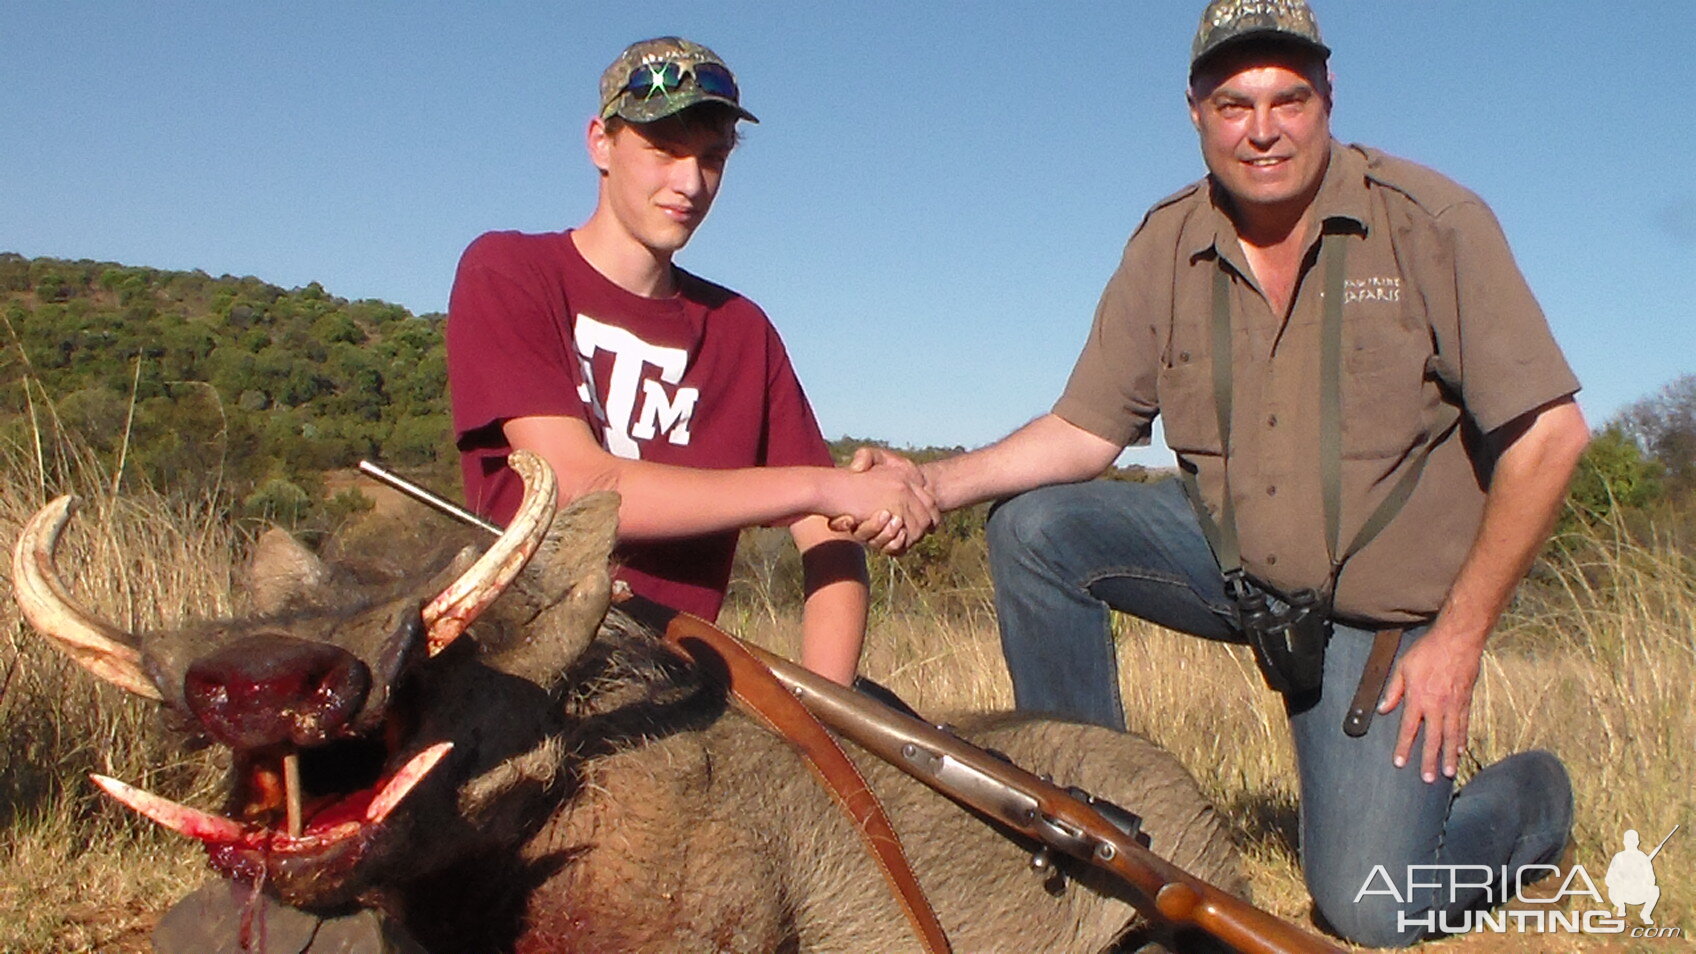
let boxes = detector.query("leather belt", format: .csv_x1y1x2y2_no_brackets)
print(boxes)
1343,627,1403,738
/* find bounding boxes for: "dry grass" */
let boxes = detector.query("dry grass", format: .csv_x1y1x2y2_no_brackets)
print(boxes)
727,520,1696,950
3,451,1692,950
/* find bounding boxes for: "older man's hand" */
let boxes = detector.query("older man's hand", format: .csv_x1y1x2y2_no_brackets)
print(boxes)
1377,624,1487,783
824,447,939,556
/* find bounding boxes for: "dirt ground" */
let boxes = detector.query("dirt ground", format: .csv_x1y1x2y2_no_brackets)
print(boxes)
32,884,1686,954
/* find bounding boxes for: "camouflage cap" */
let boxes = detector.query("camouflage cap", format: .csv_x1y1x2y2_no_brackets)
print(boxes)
598,36,758,125
1191,0,1329,75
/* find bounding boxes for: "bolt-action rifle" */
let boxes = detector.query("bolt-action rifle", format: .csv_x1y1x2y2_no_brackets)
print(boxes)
359,460,1344,954
718,622,1343,954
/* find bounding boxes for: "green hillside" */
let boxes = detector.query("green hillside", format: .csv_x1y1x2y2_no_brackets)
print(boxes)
0,253,451,526
4,251,1686,552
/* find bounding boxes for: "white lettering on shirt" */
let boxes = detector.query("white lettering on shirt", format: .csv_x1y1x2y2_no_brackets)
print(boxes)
631,378,698,445
1344,275,1403,304
572,314,699,459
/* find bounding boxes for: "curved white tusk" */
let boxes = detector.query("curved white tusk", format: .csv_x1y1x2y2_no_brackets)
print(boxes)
11,496,162,700
420,450,557,655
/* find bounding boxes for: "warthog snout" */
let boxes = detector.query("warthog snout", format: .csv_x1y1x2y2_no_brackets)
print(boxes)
184,634,374,749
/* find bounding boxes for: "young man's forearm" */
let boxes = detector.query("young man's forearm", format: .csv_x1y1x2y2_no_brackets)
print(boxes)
793,518,870,685
504,415,931,541
609,460,857,539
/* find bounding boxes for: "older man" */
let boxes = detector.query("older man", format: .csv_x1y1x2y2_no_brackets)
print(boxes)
843,1,1586,945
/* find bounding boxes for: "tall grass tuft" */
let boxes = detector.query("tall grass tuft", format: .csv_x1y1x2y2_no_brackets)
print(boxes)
0,435,235,952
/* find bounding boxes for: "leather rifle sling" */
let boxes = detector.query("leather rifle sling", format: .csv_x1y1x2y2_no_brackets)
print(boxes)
616,592,953,954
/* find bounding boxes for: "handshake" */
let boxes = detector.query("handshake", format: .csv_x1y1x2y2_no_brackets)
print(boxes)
822,447,939,556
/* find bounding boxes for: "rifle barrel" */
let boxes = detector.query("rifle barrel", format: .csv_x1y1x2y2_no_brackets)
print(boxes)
1649,825,1679,861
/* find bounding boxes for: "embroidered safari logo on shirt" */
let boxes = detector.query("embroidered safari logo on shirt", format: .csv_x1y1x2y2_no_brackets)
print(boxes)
572,314,700,459
1344,276,1402,304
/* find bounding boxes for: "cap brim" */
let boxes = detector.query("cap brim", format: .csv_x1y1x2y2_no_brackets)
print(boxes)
1191,30,1330,76
608,90,759,124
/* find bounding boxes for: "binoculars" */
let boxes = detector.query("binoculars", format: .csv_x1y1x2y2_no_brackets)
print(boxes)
1226,572,1331,695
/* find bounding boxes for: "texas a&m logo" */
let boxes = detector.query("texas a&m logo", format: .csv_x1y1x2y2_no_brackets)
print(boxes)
573,315,700,459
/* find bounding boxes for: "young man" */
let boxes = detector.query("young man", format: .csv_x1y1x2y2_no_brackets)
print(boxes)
447,37,933,683
151,40,935,954
839,1,1586,945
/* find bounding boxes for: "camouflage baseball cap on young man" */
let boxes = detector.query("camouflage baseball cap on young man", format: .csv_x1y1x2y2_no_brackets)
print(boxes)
598,36,758,124
1191,0,1329,74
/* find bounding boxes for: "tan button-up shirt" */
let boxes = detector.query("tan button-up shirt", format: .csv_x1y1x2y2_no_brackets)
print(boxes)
1056,142,1579,623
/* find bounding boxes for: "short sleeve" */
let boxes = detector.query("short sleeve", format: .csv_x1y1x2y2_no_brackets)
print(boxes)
1053,232,1164,447
445,233,586,452
1433,200,1580,433
758,320,833,469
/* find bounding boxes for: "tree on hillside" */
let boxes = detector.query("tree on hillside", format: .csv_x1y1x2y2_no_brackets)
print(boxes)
1562,425,1663,532
1615,373,1696,495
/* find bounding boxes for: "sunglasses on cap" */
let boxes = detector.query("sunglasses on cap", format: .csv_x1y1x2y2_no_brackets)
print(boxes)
617,60,740,106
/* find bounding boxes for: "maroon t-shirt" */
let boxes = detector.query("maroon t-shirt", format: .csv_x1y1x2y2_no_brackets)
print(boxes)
446,229,833,620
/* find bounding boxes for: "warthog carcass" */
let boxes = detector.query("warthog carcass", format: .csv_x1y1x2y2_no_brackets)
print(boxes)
13,453,1243,953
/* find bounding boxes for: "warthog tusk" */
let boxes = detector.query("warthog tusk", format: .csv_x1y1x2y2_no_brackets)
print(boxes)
420,450,557,655
12,495,161,700
91,742,454,849
284,752,304,839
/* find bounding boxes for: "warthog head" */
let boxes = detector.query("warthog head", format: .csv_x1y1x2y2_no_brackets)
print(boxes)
12,452,629,911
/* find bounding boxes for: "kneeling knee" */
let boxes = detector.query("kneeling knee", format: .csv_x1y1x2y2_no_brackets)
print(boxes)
1309,875,1428,948
986,487,1089,556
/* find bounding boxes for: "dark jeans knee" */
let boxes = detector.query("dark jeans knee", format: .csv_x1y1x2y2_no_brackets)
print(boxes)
987,485,1090,563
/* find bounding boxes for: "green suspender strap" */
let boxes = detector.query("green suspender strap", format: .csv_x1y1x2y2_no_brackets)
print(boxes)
1183,252,1243,576
1181,229,1460,705
1316,234,1462,588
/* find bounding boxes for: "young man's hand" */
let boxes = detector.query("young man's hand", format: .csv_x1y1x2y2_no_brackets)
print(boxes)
825,447,939,555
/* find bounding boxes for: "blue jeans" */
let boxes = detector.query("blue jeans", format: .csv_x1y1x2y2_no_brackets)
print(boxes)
986,479,1572,948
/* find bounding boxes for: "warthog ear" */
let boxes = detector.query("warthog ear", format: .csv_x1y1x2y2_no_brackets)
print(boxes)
475,490,620,678
244,528,330,615
540,490,620,583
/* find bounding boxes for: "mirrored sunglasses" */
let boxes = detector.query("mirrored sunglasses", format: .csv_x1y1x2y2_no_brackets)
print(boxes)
621,60,740,104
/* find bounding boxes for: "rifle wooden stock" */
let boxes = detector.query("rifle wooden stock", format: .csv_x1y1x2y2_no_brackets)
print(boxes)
738,641,1345,954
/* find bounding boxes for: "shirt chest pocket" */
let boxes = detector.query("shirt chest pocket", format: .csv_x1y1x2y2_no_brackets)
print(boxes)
1340,310,1436,460
1157,355,1224,457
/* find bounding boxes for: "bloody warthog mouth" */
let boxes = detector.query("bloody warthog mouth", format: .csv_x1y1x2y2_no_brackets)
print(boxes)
13,450,560,896
92,739,452,884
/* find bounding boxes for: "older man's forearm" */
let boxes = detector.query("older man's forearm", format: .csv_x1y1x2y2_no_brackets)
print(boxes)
1435,397,1590,640
923,413,1124,513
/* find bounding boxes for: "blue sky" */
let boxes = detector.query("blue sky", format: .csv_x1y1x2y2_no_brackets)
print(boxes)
5,2,1692,466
